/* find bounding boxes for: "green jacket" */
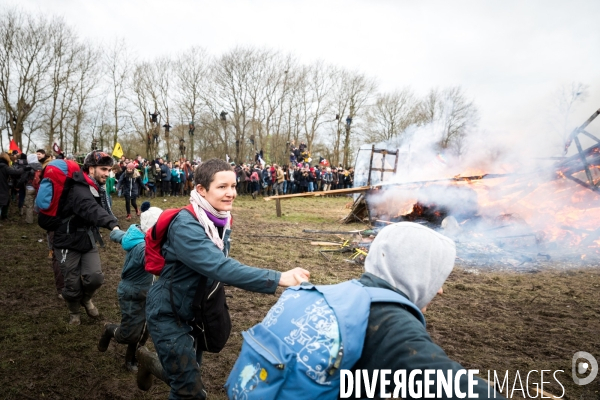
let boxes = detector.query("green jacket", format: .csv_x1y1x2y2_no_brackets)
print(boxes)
106,176,116,195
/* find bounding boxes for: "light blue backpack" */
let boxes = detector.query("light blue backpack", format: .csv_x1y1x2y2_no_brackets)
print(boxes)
225,280,425,399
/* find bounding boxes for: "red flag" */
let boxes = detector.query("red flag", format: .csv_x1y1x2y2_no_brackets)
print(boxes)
9,139,21,154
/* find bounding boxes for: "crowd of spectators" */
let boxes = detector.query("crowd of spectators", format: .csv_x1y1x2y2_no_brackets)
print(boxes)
111,154,355,203
1,148,356,224
233,162,354,198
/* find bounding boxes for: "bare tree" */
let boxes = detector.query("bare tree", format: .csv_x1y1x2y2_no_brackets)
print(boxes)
329,69,376,167
154,57,173,160
254,51,295,164
45,19,81,152
417,86,479,156
299,61,335,153
89,99,111,152
211,46,256,162
104,38,132,149
0,9,54,149
129,61,158,159
174,46,210,161
69,43,101,153
365,88,419,145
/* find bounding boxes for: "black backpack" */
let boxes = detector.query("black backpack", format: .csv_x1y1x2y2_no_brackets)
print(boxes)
191,276,231,352
170,272,231,353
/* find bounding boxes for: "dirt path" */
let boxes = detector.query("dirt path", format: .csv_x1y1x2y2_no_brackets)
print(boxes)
1,196,598,399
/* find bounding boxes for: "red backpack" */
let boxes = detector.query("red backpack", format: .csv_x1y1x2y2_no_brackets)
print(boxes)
145,204,196,275
36,159,81,231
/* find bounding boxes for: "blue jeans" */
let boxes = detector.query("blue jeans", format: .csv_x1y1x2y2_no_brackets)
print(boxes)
308,182,314,192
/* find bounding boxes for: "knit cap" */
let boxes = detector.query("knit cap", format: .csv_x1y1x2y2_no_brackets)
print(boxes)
140,206,163,233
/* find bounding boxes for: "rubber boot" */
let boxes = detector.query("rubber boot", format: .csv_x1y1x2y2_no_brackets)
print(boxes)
80,291,100,318
125,343,138,372
136,346,167,391
66,300,81,326
98,323,118,352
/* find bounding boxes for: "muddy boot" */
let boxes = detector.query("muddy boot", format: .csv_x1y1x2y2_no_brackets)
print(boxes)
98,323,118,352
80,290,99,318
125,343,138,372
66,301,81,326
136,346,167,391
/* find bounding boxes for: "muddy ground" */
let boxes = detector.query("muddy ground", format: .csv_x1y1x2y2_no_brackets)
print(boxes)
1,195,599,399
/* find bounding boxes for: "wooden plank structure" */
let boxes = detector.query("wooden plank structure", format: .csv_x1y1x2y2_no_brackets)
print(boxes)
559,107,600,191
264,186,373,217
264,174,513,218
366,144,400,186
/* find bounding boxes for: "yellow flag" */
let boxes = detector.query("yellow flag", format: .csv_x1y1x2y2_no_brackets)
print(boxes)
112,142,123,158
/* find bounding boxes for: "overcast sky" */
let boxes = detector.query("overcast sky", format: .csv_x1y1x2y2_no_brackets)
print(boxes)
12,0,600,155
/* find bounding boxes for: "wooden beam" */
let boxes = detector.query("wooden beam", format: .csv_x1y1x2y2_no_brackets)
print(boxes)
264,186,372,201
275,198,282,217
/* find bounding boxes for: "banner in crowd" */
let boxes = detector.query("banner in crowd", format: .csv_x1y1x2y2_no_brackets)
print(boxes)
9,139,21,154
112,142,123,158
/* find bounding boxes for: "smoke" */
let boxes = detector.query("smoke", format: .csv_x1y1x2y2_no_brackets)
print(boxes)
354,118,600,265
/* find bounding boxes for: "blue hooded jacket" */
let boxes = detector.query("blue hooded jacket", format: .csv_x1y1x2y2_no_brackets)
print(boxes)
110,224,153,290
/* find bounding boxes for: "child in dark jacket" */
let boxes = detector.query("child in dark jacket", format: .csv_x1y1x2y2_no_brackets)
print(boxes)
97,202,163,371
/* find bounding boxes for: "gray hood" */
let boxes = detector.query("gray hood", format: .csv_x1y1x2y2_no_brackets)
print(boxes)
364,222,456,309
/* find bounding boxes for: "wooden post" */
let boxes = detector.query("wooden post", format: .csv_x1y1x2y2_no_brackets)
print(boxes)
380,150,387,182
276,199,282,217
573,136,596,188
367,144,375,186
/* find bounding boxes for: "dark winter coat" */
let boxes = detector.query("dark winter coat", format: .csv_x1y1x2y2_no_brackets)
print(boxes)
0,158,24,206
160,164,171,182
146,165,157,184
261,168,271,185
53,171,118,252
117,171,141,197
349,273,505,399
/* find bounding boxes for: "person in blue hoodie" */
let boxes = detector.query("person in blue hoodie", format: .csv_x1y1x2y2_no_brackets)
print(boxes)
97,201,163,371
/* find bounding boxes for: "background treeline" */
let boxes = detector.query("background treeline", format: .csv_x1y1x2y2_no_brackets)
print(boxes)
0,8,479,166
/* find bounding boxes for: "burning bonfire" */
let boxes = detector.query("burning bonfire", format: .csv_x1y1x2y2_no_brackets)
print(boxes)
360,108,600,267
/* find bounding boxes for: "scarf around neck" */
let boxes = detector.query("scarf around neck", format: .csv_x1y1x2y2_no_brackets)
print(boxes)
189,189,231,250
88,173,114,217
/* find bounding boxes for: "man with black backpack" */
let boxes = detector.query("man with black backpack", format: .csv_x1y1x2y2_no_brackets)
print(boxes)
53,151,120,325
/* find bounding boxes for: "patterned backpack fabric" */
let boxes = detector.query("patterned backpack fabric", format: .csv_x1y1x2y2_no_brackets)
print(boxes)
225,280,425,399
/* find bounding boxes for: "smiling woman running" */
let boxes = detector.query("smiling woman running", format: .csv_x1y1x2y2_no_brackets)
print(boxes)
138,158,310,400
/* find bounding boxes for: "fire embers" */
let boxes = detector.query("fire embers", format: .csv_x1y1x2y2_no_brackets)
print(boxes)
400,202,448,225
